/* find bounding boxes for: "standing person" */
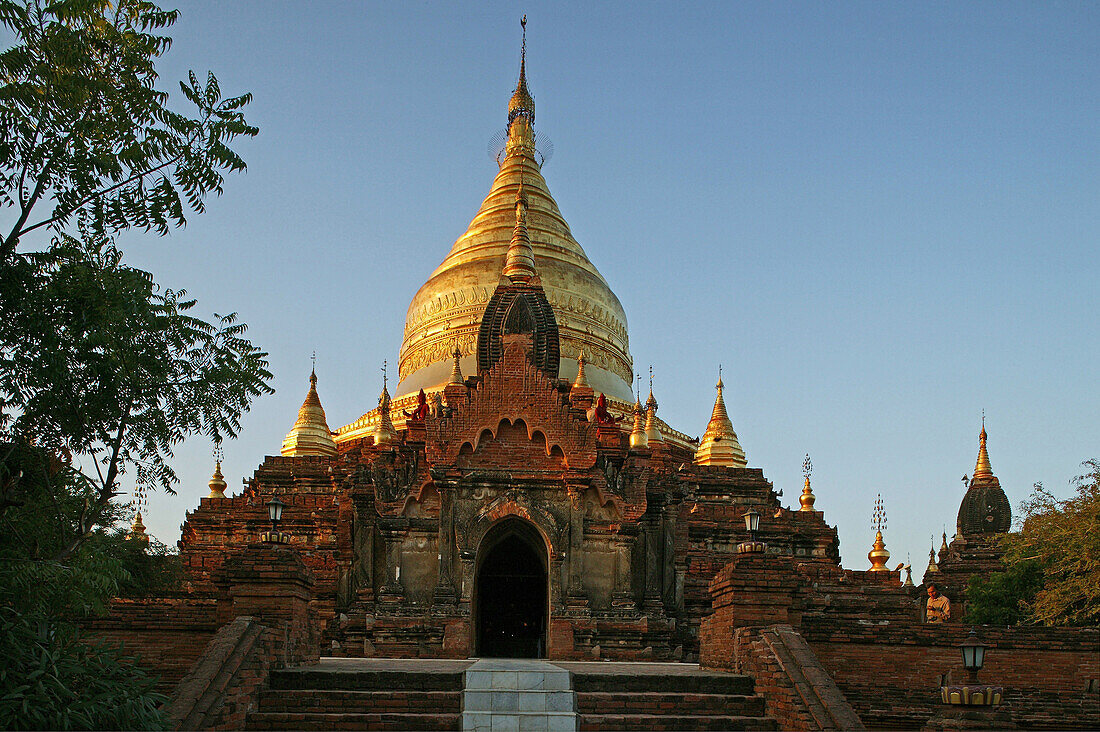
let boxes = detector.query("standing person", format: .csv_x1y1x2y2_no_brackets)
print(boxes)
926,583,951,623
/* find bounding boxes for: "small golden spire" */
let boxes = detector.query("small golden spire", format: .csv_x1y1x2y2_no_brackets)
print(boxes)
207,460,227,499
503,184,536,282
374,361,396,445
798,454,816,511
903,562,915,587
629,374,648,449
129,511,149,543
938,530,950,563
972,415,994,483
449,345,464,385
693,367,746,467
573,350,589,388
281,364,337,457
926,540,940,574
868,494,890,572
644,367,663,444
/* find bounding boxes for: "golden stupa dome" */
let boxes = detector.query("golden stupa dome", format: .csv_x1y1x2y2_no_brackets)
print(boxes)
394,31,633,404
281,369,337,457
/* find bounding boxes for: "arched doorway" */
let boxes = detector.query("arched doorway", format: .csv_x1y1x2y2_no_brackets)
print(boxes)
474,518,548,658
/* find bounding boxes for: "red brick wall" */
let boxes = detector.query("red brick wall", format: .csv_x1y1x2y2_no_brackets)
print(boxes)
81,598,218,693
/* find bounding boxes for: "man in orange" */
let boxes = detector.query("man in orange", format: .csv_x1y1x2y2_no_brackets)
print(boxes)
926,583,951,623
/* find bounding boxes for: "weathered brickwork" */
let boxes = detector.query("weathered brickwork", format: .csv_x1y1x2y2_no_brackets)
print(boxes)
700,551,1100,730
177,337,841,661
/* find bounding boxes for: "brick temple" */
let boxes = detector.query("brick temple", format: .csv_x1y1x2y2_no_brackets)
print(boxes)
96,24,1098,731
176,32,842,660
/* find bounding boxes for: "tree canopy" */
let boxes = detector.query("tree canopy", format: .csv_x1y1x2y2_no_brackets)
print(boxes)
0,1,265,726
966,460,1100,626
0,0,256,260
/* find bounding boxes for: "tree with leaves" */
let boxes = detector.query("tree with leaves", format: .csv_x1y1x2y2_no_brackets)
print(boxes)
0,1,267,726
0,0,256,260
965,460,1100,626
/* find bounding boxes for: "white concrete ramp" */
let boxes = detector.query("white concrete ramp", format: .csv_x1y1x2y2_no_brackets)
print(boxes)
461,659,577,732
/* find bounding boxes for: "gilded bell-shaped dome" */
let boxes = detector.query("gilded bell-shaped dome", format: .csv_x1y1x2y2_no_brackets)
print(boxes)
395,31,633,404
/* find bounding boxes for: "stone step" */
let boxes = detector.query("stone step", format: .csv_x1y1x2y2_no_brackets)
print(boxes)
258,689,462,714
570,671,755,695
576,691,765,716
465,667,573,691
245,711,459,731
579,714,778,731
463,711,578,732
464,689,575,713
268,668,464,691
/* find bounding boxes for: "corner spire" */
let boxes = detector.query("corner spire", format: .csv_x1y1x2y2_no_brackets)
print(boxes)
693,367,747,467
644,367,663,445
281,364,337,457
972,416,994,483
207,460,227,499
503,184,537,281
374,361,396,445
798,453,816,511
573,350,589,388
449,345,464,385
629,374,648,449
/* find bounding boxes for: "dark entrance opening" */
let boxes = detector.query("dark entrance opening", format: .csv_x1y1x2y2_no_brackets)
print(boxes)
474,521,547,658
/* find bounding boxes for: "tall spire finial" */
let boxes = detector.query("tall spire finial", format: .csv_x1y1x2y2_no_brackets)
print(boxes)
508,15,535,131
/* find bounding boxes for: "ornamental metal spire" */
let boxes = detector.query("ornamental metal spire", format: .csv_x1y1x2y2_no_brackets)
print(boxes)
868,494,890,572
508,15,535,129
207,442,227,498
798,453,817,511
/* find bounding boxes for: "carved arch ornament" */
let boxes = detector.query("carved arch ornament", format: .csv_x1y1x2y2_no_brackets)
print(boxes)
458,417,570,467
463,493,566,559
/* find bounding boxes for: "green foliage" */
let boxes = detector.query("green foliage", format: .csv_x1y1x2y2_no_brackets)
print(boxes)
0,607,167,730
964,560,1044,626
0,233,273,557
0,0,257,258
996,459,1100,626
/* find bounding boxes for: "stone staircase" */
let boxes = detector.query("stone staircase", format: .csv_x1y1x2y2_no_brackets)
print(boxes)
569,664,777,731
245,662,465,731
242,658,775,732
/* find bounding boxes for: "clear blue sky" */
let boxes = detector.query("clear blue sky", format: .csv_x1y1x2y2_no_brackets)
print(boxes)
101,2,1097,573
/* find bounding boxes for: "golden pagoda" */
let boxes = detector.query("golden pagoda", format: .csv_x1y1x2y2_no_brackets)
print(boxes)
392,21,633,405
129,511,149,543
374,371,396,445
644,385,663,445
281,368,337,457
693,374,747,467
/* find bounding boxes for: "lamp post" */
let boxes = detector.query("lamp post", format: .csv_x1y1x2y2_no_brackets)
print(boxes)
940,628,1002,706
737,508,765,553
262,494,290,544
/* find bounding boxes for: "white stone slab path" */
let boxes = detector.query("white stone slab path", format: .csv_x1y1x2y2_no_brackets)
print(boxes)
461,659,578,732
